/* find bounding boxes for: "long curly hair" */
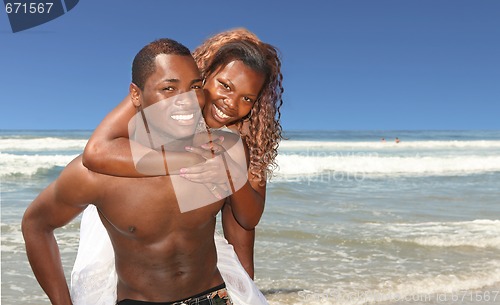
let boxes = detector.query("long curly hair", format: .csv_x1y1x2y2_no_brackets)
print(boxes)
193,28,284,185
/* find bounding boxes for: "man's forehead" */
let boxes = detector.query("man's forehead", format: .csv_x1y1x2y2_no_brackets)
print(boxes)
151,54,200,79
154,54,195,68
155,54,200,78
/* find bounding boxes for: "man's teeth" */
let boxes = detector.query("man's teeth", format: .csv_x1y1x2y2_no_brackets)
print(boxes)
214,105,230,119
171,113,194,121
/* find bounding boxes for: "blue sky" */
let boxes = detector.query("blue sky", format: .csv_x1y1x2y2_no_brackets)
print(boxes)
1,0,499,130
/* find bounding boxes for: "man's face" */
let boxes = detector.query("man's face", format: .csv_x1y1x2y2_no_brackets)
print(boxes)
135,54,204,140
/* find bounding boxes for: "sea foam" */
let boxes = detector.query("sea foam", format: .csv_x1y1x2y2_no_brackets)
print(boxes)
375,220,500,250
280,140,500,150
0,137,87,152
0,153,78,176
275,154,500,177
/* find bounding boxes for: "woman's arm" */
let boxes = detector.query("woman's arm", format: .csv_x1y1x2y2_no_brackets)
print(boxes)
180,132,267,276
181,137,266,229
82,95,141,176
225,138,266,230
228,175,266,230
223,137,266,276
221,203,255,279
83,94,205,177
221,170,266,278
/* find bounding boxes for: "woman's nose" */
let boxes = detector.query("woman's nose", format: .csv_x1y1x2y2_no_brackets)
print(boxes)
223,97,237,110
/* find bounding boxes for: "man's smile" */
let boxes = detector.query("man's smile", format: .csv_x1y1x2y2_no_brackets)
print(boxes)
170,113,195,121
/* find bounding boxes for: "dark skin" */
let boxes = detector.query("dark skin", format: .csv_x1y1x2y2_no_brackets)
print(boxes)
21,54,244,304
23,156,224,304
83,60,267,278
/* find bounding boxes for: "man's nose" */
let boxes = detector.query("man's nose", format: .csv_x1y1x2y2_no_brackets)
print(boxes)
174,93,195,107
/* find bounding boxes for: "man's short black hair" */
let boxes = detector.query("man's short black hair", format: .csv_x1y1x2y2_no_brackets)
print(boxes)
132,38,192,90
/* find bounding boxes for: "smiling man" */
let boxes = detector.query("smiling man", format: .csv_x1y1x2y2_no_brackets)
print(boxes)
22,38,235,305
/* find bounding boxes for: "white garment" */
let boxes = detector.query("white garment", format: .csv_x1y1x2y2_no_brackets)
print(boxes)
70,205,268,305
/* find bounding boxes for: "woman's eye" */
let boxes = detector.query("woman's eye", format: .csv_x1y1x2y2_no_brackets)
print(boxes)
243,97,253,103
219,81,230,90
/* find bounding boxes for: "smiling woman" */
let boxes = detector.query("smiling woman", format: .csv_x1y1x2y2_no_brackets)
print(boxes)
193,32,284,185
203,59,265,125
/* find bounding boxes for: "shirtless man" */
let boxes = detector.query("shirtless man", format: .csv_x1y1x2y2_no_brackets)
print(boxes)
21,38,236,305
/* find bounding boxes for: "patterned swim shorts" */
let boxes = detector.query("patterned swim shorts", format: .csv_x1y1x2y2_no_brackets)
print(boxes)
116,283,232,305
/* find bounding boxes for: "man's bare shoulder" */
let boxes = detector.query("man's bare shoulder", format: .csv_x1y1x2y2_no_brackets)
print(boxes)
22,155,100,229
54,155,101,206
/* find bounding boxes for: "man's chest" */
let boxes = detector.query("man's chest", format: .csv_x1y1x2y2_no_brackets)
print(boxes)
93,176,222,240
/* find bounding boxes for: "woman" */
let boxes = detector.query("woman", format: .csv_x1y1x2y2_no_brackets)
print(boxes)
73,28,283,304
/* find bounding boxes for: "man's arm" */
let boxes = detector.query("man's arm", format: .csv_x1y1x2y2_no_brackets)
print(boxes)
22,156,95,305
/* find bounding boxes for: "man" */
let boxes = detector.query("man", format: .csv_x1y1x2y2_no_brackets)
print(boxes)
22,38,235,305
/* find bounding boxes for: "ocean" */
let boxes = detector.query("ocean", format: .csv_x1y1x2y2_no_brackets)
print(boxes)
1,130,500,305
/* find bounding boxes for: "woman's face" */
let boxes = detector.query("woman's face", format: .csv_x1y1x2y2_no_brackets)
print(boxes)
202,60,265,128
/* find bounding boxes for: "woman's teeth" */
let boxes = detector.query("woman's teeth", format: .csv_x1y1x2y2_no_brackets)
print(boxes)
214,105,230,119
171,113,194,121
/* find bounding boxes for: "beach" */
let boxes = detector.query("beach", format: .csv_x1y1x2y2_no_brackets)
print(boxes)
1,130,500,304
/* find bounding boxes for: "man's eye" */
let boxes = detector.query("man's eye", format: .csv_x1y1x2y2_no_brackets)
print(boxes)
163,87,175,91
191,85,202,89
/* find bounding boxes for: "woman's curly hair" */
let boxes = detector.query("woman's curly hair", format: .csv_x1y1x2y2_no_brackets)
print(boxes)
193,28,284,185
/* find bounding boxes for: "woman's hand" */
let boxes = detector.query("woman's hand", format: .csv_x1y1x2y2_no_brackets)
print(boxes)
181,136,248,197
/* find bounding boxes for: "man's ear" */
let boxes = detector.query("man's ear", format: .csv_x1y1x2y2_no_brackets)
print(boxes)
130,83,142,107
